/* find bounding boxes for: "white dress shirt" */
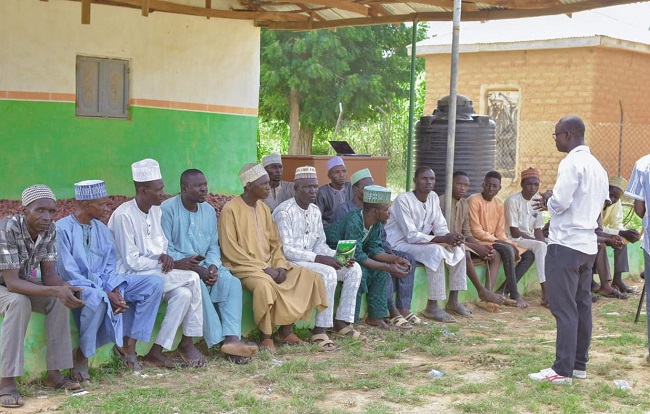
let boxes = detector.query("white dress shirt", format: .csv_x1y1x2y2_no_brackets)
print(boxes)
547,145,609,255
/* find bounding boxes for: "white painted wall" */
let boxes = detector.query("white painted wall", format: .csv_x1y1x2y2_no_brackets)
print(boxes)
0,0,260,109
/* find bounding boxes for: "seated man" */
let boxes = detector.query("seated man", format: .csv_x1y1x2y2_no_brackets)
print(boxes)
57,180,164,379
386,167,469,323
108,159,205,368
0,185,84,409
467,171,534,308
261,153,294,212
272,166,363,348
161,169,258,363
593,215,630,300
317,156,353,227
440,171,506,307
218,163,328,353
593,176,641,296
332,168,419,328
326,185,411,329
504,167,548,306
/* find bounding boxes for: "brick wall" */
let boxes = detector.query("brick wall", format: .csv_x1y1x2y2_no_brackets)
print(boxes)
422,44,650,197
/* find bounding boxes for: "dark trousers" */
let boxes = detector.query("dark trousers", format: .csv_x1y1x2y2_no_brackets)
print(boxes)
493,243,535,299
387,250,416,310
546,244,596,377
592,242,629,278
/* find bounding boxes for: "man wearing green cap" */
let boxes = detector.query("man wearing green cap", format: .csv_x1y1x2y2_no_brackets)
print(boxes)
332,169,419,328
326,185,411,329
592,176,641,298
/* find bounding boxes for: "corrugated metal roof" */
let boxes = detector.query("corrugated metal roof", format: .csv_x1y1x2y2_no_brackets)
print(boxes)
53,0,648,31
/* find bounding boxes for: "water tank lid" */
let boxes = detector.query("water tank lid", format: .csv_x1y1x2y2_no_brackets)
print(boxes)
434,94,474,120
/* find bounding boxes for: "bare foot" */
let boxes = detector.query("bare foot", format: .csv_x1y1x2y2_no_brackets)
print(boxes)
422,308,457,323
515,297,528,308
478,289,505,305
178,337,206,368
143,353,177,368
445,303,474,318
365,317,391,330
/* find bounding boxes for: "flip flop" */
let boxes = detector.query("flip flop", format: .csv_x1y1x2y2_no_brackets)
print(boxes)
224,354,252,365
113,345,142,371
273,332,306,346
445,305,474,318
221,342,258,358
598,290,629,300
476,300,500,313
329,325,367,341
43,378,83,391
387,315,413,329
422,309,457,323
259,338,276,353
70,359,91,383
404,312,423,325
0,389,24,408
309,333,337,352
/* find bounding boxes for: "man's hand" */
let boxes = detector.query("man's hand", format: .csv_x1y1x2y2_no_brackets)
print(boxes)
345,257,357,268
205,265,218,286
387,258,410,278
275,268,288,284
533,190,553,211
315,255,342,270
620,229,641,243
174,255,201,271
159,254,174,273
605,235,625,249
472,244,493,261
106,288,128,314
56,286,85,309
264,267,279,279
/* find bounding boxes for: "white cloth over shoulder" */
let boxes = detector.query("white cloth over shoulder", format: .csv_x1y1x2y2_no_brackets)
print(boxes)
385,191,464,271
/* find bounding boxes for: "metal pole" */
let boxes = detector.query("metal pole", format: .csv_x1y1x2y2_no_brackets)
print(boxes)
443,0,462,221
406,18,418,191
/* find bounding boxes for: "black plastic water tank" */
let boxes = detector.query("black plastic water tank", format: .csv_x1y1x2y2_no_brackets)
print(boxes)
415,94,496,196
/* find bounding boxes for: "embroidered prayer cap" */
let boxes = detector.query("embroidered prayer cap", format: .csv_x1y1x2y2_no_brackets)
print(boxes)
294,166,318,181
21,185,56,207
520,167,540,182
363,185,391,204
351,168,373,186
326,156,345,172
262,152,283,167
74,180,108,201
239,163,268,186
132,158,162,182
609,176,628,192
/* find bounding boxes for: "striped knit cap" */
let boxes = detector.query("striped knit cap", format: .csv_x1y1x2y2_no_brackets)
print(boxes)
21,185,56,207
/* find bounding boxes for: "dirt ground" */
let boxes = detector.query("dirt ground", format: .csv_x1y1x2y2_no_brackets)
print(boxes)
7,281,650,413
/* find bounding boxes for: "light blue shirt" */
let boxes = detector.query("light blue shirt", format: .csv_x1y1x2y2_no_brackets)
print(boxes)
160,195,223,269
625,154,650,254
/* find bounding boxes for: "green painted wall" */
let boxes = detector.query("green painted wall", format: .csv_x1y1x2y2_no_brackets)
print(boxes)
0,100,258,199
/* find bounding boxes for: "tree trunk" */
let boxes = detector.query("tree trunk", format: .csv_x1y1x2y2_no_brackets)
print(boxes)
288,87,314,155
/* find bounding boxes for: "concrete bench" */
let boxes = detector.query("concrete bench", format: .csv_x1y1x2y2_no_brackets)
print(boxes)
8,242,645,378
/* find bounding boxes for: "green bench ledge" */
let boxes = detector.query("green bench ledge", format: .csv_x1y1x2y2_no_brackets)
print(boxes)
9,242,645,378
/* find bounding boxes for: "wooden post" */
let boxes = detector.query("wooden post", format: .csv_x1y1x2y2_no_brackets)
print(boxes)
81,0,91,24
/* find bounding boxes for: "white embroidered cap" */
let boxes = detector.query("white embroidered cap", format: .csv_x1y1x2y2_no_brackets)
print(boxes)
294,166,318,180
132,159,162,182
74,180,108,200
239,163,268,186
262,153,282,167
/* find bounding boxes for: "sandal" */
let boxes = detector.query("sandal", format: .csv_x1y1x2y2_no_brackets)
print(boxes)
221,342,258,358
113,345,142,371
404,312,422,325
43,378,83,391
0,389,24,408
273,332,306,346
259,338,276,353
387,315,413,329
224,354,252,365
309,333,337,352
329,325,367,341
71,349,91,382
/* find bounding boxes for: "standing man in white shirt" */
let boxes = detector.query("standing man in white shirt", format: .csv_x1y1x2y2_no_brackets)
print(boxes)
624,153,650,362
529,116,608,385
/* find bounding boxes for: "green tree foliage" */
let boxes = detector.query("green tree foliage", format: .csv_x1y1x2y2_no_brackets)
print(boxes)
260,24,428,155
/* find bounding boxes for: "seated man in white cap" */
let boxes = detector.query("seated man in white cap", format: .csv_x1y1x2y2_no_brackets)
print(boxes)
56,180,164,379
326,185,411,329
0,185,85,408
272,166,363,348
504,167,548,306
332,168,419,328
218,163,328,353
386,167,469,323
108,159,205,368
592,176,641,297
317,156,354,227
161,169,258,364
261,152,295,212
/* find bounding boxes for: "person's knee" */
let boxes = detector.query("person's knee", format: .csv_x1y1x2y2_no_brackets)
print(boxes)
6,294,31,316
171,286,193,304
149,276,165,296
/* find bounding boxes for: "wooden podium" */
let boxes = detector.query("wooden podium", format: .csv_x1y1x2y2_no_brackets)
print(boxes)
281,155,389,186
